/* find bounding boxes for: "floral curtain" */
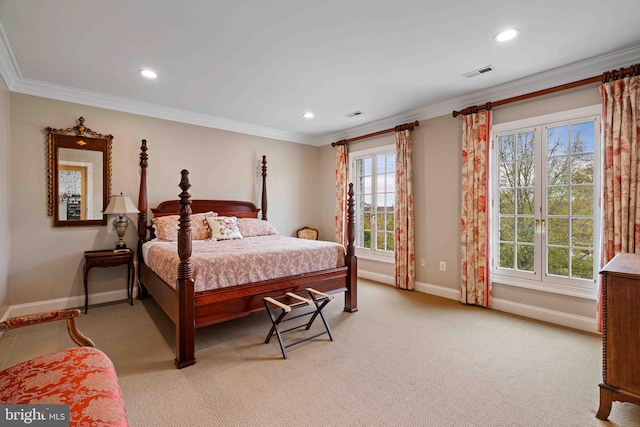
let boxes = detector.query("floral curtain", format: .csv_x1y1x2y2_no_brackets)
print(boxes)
598,76,640,329
335,144,348,247
601,76,640,259
395,129,415,290
460,111,492,306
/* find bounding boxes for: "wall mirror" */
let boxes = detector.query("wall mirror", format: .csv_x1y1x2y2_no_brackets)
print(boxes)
46,117,112,227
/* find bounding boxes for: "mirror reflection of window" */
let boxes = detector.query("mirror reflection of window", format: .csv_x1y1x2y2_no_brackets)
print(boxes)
58,148,103,220
58,167,84,220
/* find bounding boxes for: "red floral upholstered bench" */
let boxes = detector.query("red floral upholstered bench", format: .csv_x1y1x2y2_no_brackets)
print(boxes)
0,309,129,426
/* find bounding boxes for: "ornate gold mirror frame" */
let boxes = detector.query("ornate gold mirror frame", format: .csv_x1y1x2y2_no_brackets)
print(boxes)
46,117,113,227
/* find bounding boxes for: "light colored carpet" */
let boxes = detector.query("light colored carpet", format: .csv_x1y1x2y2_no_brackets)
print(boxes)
1,279,639,427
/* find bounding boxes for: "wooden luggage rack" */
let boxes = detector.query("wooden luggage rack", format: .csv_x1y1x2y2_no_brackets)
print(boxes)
263,288,335,359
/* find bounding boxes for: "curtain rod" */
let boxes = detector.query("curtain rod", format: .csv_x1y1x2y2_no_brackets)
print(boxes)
452,63,640,118
331,120,419,147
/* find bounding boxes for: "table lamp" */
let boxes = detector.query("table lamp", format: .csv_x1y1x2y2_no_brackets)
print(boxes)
103,193,139,250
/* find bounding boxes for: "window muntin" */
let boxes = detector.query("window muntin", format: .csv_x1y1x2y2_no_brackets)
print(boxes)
497,129,537,275
351,146,395,259
492,109,600,297
545,121,596,281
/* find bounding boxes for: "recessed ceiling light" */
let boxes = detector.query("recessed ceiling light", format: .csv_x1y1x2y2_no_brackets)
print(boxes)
140,69,158,79
494,28,519,42
303,112,314,119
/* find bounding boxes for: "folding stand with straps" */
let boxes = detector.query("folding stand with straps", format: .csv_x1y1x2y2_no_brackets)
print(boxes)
263,288,334,359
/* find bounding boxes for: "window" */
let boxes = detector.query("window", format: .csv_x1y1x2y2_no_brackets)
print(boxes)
350,145,395,261
491,106,601,299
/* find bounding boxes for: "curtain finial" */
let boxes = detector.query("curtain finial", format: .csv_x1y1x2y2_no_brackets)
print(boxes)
331,139,348,147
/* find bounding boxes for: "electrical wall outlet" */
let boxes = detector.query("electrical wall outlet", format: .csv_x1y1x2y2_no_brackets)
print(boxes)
439,261,446,271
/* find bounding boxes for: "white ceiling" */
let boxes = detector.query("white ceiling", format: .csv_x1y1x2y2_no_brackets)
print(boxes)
1,0,639,145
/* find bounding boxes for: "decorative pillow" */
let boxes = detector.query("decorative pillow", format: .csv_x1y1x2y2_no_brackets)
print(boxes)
237,218,279,237
153,211,216,241
205,216,243,241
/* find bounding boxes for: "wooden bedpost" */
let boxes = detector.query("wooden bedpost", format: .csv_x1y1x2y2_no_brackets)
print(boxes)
261,155,268,221
137,140,149,299
344,183,358,312
175,169,196,369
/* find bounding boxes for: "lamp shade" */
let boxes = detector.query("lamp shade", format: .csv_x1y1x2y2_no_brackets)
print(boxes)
103,194,139,215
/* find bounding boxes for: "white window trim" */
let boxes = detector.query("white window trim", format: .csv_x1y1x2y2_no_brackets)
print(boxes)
349,144,395,263
492,274,597,300
491,104,601,301
357,252,395,264
491,105,601,133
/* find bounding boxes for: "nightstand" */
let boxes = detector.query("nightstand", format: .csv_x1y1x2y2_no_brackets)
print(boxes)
83,249,135,313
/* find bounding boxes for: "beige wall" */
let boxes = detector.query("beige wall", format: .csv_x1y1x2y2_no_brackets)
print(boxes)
318,117,462,286
0,74,9,315
5,82,605,326
318,84,603,323
9,94,321,306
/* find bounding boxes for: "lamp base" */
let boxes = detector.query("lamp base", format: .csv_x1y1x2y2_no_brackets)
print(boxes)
113,215,129,250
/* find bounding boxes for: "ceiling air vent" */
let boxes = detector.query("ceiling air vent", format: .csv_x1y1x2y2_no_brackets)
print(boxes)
345,111,364,118
462,65,494,78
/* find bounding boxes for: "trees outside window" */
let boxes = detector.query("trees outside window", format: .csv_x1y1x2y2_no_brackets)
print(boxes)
350,145,395,260
492,107,600,298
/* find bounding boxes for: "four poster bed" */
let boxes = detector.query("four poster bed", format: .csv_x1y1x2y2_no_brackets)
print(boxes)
135,140,358,368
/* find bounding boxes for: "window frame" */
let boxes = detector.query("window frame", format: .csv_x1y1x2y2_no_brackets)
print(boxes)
349,144,396,263
491,105,601,300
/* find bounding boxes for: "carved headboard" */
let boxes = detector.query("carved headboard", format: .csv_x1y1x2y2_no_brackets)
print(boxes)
151,199,260,219
137,139,268,245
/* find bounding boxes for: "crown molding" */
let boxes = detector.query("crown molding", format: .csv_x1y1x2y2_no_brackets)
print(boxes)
0,19,317,145
10,78,318,145
1,12,638,148
0,19,20,87
320,44,640,145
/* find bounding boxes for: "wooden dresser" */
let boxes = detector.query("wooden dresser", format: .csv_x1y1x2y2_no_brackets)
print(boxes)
597,252,640,420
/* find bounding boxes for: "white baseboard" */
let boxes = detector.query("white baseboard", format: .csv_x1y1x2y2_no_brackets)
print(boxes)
490,297,598,334
358,271,598,334
358,270,395,286
2,288,133,319
3,272,598,336
414,281,460,301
